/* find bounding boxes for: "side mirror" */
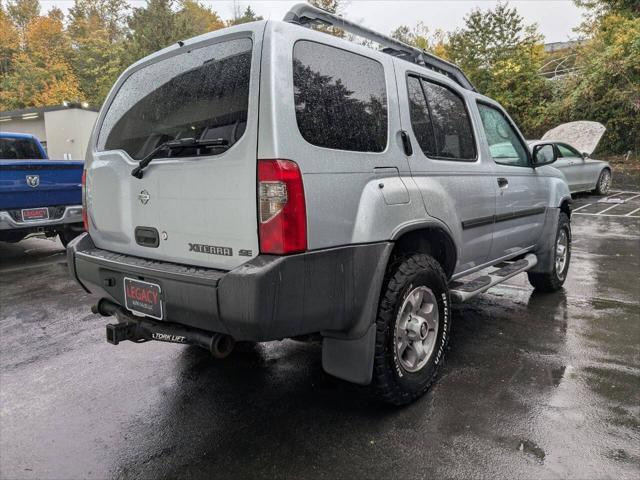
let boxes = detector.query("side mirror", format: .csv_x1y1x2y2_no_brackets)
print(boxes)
532,143,557,167
582,152,589,159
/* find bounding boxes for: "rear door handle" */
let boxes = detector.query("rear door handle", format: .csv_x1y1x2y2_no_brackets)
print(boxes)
497,177,509,189
400,130,413,156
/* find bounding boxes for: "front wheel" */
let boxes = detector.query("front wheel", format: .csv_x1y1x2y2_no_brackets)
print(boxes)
594,168,612,195
527,212,571,292
372,254,451,405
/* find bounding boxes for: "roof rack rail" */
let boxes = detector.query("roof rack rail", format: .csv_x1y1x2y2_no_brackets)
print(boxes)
283,3,477,92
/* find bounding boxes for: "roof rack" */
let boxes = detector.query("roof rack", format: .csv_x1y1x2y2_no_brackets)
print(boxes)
283,3,477,92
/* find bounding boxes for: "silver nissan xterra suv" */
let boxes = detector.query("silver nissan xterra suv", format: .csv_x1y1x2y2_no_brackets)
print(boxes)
67,3,572,405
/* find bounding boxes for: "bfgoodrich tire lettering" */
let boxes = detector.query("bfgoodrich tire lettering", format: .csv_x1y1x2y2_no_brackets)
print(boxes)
372,254,450,405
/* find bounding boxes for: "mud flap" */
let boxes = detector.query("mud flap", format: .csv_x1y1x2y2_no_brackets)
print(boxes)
322,323,377,385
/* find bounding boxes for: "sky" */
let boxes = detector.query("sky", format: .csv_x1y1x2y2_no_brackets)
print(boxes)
40,0,586,43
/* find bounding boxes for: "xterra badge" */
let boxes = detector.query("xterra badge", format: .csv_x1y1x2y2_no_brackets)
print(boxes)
189,243,233,256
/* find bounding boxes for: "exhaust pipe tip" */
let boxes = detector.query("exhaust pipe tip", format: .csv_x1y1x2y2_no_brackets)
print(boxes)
210,334,235,359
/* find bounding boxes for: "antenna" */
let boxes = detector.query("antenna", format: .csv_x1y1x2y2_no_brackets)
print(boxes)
283,3,477,92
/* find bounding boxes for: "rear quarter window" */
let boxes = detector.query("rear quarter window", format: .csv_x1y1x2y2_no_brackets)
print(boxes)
292,40,387,153
97,38,253,160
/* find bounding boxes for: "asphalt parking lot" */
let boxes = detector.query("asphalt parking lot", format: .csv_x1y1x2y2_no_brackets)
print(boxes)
1,189,639,479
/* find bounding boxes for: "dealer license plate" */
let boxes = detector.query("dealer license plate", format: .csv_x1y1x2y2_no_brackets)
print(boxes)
123,277,164,320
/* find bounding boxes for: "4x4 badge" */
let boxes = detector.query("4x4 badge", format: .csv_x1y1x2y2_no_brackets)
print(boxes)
26,175,40,187
138,190,150,205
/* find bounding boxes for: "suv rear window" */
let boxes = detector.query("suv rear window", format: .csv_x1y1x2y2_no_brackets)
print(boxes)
98,38,252,160
293,40,387,153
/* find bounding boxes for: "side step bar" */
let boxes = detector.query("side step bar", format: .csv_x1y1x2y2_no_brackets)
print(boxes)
450,254,537,303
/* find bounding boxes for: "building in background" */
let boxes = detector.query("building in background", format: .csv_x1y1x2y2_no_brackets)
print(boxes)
0,103,98,160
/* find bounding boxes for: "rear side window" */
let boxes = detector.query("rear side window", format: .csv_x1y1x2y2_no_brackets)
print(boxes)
0,137,45,160
98,38,252,160
407,75,476,161
407,76,436,154
293,41,387,153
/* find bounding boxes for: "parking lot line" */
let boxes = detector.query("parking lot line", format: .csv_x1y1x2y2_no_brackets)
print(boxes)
574,212,640,218
573,191,640,218
625,207,640,217
622,194,640,202
572,203,592,212
596,203,623,214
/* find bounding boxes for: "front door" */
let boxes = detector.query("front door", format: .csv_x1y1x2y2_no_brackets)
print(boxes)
475,102,548,260
555,143,586,191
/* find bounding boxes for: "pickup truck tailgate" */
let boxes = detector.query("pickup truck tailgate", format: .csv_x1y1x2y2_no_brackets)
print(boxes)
0,161,83,210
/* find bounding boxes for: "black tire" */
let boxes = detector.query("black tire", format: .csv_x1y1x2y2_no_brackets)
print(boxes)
58,230,81,247
527,212,571,292
594,168,612,195
372,254,451,405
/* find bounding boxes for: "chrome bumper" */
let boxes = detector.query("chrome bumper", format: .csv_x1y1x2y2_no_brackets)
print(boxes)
0,205,83,230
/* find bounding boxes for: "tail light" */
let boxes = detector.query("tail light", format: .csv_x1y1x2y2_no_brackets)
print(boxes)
258,159,307,254
81,169,88,231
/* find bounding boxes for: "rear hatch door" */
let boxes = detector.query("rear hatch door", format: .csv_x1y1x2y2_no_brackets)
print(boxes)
88,27,264,270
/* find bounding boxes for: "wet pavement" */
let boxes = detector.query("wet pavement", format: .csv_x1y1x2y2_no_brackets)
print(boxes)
1,192,639,479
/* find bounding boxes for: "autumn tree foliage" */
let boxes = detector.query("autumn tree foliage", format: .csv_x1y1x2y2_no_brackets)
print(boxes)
559,0,640,154
0,0,232,110
1,2,81,109
0,0,636,156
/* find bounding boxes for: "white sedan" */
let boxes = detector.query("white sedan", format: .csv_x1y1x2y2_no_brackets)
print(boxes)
529,121,612,195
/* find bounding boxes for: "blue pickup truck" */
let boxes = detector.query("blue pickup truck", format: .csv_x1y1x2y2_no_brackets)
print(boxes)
0,132,84,246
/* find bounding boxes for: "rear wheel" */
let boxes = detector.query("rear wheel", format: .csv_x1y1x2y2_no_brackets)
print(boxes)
58,230,81,247
372,254,451,405
527,212,571,292
594,168,611,195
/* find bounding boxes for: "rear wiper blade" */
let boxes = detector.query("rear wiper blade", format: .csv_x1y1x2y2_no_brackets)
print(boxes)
131,137,229,179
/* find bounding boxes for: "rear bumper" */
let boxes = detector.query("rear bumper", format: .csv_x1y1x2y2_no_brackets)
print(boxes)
67,233,392,342
0,205,83,230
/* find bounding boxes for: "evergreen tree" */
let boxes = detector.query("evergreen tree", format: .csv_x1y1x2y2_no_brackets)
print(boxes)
446,2,550,136
126,0,225,64
67,0,129,107
228,5,263,26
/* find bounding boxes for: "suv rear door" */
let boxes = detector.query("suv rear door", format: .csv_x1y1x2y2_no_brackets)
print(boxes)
393,61,496,274
87,26,265,270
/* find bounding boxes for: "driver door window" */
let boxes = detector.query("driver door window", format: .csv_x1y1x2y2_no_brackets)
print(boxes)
477,103,529,167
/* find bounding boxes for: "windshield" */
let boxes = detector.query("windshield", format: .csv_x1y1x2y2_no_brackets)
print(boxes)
97,37,253,160
0,137,45,160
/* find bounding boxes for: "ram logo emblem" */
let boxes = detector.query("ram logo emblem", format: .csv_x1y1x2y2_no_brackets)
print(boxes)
26,175,40,188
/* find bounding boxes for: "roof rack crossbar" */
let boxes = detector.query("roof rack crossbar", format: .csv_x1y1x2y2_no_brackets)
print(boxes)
283,3,477,92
